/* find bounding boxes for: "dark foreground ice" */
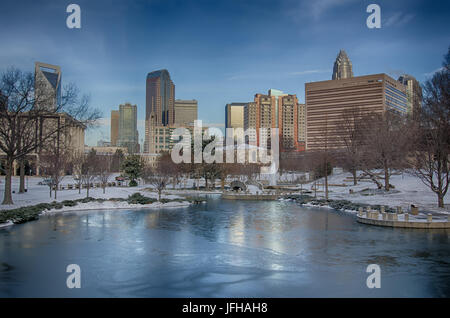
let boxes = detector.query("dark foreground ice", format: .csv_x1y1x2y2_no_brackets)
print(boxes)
0,196,449,297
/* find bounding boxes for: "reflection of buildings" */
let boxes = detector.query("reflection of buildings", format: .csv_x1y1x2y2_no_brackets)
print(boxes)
117,103,139,153
305,73,408,150
398,74,422,115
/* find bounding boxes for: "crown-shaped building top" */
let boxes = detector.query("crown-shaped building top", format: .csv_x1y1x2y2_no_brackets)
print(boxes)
332,50,353,80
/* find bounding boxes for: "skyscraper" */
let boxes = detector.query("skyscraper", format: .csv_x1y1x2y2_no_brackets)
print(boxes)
34,62,61,111
174,99,198,126
398,74,422,115
117,103,139,154
145,69,175,152
110,110,119,146
332,50,353,80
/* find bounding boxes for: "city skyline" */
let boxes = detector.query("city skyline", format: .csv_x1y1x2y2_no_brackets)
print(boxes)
0,0,449,145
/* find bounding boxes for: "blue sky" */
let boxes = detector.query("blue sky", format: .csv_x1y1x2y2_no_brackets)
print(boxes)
1,0,449,146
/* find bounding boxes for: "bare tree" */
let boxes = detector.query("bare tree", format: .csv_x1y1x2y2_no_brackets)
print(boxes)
81,148,99,198
358,111,411,191
143,154,173,201
408,48,450,207
97,154,113,194
72,151,85,194
336,107,365,185
0,67,100,204
39,136,72,200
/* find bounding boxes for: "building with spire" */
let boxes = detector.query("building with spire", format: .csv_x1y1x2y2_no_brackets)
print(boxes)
332,50,354,80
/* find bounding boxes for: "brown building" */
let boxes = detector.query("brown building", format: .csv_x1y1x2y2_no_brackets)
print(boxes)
174,99,198,126
110,110,119,146
243,89,305,152
305,73,408,151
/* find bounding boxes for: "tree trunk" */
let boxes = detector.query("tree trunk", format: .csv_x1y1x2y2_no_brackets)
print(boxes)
2,158,14,205
438,193,444,208
54,186,57,200
205,177,208,189
352,168,357,186
103,185,105,194
19,159,25,193
158,190,161,201
384,164,390,191
78,181,81,194
325,165,329,200
49,185,52,198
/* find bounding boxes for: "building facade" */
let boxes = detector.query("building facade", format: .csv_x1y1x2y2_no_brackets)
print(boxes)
145,69,175,152
305,73,408,151
225,103,245,139
243,89,305,152
34,62,61,111
117,103,139,154
398,74,422,115
332,50,354,80
174,99,198,126
110,110,119,146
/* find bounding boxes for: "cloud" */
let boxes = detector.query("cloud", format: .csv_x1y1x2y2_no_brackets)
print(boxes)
423,67,444,77
288,69,329,76
384,12,415,27
303,0,358,20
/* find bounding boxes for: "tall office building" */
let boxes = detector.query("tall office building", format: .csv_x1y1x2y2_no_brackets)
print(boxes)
117,103,139,154
145,69,175,152
174,99,198,126
305,73,408,151
332,50,353,80
225,103,245,138
243,89,304,152
110,110,119,146
398,74,422,115
34,62,62,111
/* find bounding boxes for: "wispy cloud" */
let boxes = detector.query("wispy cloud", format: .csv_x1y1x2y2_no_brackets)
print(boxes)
384,12,415,27
288,69,329,76
303,0,358,20
423,67,444,77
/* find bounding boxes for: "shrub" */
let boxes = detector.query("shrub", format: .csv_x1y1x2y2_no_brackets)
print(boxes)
127,192,156,205
129,180,138,187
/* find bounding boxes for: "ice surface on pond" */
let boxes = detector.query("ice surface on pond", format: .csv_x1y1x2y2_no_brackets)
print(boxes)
0,196,449,297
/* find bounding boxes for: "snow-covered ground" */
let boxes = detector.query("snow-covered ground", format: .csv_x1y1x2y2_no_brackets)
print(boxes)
300,171,449,215
0,176,185,211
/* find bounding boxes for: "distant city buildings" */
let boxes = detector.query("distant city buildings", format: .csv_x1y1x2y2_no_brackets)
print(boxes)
34,62,62,111
398,74,423,115
97,140,111,147
117,103,139,154
174,99,198,126
332,50,353,80
110,110,119,146
145,69,175,153
305,73,408,151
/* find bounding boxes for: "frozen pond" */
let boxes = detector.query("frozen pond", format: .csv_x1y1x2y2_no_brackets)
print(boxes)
0,196,449,297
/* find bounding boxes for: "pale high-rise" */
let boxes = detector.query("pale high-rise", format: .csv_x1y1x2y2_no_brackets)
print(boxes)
174,99,198,126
